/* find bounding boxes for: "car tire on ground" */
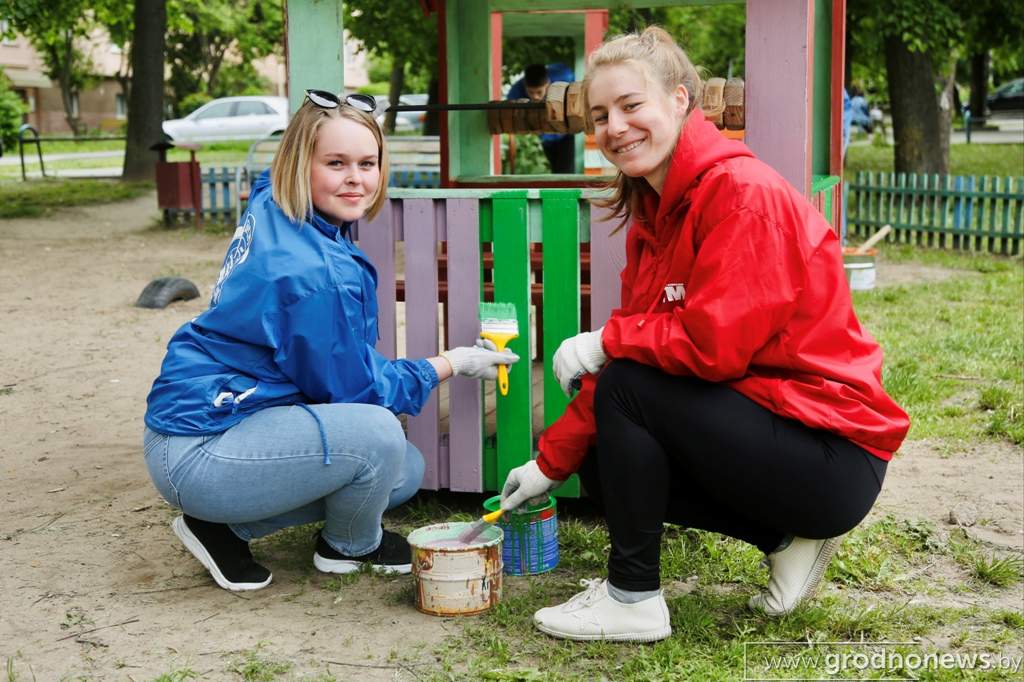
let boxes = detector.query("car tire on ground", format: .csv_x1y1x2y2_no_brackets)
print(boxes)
135,277,200,309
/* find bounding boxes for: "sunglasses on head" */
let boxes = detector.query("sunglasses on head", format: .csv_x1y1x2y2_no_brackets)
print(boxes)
305,89,377,113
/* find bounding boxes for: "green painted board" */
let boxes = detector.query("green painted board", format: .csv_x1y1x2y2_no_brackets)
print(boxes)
540,190,582,498
491,192,533,491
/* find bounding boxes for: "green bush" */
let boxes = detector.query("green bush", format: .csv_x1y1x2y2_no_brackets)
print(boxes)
0,70,26,154
177,92,212,117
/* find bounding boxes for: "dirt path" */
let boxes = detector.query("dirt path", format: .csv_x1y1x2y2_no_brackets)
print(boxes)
0,194,1020,679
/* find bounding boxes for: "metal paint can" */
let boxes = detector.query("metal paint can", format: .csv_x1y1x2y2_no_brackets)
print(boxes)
842,247,878,291
406,522,503,616
483,495,559,576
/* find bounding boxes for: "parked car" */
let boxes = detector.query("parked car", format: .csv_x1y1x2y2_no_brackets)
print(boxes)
163,96,289,144
986,78,1024,115
375,93,428,133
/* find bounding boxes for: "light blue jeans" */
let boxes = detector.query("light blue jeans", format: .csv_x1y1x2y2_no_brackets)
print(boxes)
143,403,424,556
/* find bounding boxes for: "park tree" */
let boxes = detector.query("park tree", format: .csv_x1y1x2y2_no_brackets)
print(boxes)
122,0,166,181
165,0,282,116
848,0,962,174
343,0,438,134
0,0,99,136
958,0,1024,121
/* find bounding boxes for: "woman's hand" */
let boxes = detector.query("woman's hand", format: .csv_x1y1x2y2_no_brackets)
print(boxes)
439,344,519,380
552,327,607,394
500,460,562,511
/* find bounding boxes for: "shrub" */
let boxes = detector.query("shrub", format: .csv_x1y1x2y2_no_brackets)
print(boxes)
0,69,27,154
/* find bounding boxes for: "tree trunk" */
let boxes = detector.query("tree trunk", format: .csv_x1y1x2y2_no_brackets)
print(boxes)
123,0,167,181
423,75,440,136
884,35,944,174
384,63,405,135
937,57,956,176
968,52,989,122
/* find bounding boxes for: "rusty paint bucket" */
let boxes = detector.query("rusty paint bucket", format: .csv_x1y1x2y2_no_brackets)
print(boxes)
406,522,503,616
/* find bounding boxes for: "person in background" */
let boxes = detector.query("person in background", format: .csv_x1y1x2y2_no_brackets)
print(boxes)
507,63,576,173
143,90,518,592
499,27,909,643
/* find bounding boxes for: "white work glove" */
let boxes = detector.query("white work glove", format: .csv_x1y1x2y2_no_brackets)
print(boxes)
552,327,607,395
441,344,519,380
500,460,562,511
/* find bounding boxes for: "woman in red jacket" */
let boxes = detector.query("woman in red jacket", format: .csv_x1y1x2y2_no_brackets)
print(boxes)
499,27,910,642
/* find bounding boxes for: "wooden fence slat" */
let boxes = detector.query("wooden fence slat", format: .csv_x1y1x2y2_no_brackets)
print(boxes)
541,190,582,498
362,200,397,359
403,199,441,489
446,199,484,492
491,193,533,494
589,206,627,330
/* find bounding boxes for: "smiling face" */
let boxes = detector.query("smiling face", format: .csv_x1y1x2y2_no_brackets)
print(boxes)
309,116,381,224
587,62,689,194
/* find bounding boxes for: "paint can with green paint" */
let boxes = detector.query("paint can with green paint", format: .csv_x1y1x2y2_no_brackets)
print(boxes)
483,495,559,575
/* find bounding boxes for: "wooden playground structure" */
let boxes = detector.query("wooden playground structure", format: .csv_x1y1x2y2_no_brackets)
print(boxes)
283,0,848,496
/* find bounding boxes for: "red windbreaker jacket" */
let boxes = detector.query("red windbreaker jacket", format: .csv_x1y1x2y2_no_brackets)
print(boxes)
536,110,910,481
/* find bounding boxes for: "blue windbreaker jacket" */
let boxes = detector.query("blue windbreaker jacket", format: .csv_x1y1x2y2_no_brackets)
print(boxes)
144,171,438,436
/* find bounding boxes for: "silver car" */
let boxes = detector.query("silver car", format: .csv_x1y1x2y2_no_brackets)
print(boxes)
163,96,289,143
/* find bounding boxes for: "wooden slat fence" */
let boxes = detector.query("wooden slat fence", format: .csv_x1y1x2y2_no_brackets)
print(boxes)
163,166,237,226
355,189,625,496
846,172,1024,255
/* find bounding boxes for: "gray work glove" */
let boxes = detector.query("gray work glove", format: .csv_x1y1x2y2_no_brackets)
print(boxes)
500,460,562,511
552,327,607,395
442,344,519,380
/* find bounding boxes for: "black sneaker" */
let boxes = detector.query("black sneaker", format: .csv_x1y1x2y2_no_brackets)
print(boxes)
172,515,272,591
313,529,412,575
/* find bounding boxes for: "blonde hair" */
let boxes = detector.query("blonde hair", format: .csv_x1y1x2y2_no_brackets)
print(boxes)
583,26,704,227
271,100,389,223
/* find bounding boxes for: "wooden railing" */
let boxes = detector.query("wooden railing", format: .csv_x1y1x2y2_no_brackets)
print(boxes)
354,189,625,496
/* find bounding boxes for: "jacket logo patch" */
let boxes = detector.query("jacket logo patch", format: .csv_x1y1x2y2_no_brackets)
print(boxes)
662,282,686,303
212,214,255,306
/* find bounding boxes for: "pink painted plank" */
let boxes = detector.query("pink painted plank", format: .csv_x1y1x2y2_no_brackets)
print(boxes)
745,0,813,196
445,199,483,492
403,199,441,489
589,205,626,330
361,200,397,358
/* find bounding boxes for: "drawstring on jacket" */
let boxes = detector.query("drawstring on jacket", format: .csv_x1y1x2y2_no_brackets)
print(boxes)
296,403,332,465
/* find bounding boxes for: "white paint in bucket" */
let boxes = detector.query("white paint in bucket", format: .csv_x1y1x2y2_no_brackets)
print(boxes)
407,522,503,616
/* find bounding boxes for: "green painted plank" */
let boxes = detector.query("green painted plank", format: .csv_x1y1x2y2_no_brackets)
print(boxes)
285,1,345,113
540,190,582,498
491,192,533,492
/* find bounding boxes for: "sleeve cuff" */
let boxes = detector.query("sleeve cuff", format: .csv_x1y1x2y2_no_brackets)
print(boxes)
414,358,440,390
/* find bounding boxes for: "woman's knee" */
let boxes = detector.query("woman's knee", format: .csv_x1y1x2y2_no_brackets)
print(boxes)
403,441,426,489
358,406,407,474
593,360,651,418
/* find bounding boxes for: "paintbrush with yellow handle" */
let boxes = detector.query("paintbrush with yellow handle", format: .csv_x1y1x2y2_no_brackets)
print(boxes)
479,302,519,396
456,509,504,544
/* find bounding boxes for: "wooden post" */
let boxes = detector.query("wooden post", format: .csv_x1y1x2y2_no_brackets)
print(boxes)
285,0,345,113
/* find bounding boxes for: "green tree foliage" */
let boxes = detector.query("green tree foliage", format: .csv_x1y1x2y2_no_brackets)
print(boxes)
343,0,438,133
165,0,282,116
0,0,100,136
0,68,27,152
663,4,745,80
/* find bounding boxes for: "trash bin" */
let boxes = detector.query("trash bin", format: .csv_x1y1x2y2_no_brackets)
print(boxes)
151,140,203,228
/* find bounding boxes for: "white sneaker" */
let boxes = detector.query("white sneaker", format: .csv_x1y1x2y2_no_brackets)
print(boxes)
748,536,843,616
533,578,672,642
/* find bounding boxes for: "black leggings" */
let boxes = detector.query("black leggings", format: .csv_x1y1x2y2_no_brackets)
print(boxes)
578,360,887,591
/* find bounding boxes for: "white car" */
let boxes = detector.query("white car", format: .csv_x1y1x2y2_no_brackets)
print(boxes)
163,96,289,144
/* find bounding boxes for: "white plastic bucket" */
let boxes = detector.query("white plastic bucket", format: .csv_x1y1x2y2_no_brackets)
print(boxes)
843,247,877,291
407,522,503,616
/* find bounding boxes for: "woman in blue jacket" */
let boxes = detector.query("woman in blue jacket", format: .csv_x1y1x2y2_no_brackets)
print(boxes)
143,90,517,592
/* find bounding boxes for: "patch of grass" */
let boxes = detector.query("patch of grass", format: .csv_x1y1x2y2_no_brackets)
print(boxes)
152,668,199,682
0,178,152,219
845,143,1024,177
991,609,1024,629
948,529,1024,587
229,645,293,681
851,249,1023,444
971,554,1024,587
827,517,941,590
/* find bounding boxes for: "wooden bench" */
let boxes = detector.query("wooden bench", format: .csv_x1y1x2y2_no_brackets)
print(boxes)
233,134,442,220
